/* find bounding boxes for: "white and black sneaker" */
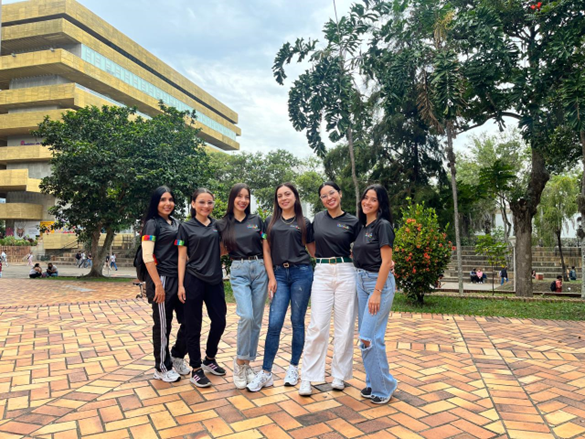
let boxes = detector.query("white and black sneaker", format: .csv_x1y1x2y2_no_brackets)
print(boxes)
371,395,391,404
284,365,299,387
190,368,211,388
153,369,181,383
172,357,191,376
202,357,226,376
360,387,373,399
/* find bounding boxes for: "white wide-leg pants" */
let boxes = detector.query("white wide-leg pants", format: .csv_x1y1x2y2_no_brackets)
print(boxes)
301,262,357,382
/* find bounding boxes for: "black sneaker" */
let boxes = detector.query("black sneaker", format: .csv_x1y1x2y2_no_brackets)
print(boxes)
371,395,391,404
360,387,373,399
202,358,226,376
190,368,211,387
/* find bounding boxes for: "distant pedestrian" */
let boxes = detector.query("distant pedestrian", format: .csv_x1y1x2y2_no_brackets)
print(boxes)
110,253,118,271
1,250,8,267
550,275,563,293
75,251,81,266
500,266,508,285
0,260,3,278
24,251,34,267
78,252,86,268
46,263,59,277
570,266,577,281
86,253,93,268
29,263,42,278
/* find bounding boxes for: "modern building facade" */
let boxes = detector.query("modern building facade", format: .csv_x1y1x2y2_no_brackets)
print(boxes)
0,0,240,246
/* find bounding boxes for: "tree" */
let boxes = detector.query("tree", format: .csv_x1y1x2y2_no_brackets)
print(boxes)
33,104,208,277
534,173,580,280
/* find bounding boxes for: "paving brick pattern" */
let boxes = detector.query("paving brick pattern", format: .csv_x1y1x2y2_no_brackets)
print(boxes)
0,279,584,438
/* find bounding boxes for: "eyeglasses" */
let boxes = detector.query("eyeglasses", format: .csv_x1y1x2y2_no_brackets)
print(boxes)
320,190,337,200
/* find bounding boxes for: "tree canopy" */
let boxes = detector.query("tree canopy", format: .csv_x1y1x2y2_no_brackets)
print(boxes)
33,104,209,276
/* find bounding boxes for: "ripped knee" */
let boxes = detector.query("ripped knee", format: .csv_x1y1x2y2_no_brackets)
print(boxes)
360,338,372,349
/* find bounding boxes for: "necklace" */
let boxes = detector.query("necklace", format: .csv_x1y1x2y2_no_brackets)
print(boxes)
281,216,295,224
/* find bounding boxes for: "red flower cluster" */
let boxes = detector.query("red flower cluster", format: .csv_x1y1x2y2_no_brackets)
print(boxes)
530,1,542,10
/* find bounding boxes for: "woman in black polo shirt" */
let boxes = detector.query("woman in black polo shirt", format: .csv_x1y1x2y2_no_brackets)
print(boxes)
142,186,188,383
353,184,397,405
177,188,226,388
299,182,360,396
247,183,314,392
217,183,269,389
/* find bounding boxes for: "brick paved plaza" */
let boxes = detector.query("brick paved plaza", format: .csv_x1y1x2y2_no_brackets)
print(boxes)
1,279,585,438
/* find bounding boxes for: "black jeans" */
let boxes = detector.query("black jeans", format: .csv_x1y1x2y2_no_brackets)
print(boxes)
147,275,187,373
184,272,227,369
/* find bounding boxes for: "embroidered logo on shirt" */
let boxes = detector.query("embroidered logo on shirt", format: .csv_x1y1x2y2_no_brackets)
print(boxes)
337,223,350,230
364,232,373,239
247,224,259,229
290,225,301,230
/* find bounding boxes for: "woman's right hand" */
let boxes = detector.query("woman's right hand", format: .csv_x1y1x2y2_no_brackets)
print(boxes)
154,283,166,304
268,278,277,300
178,286,186,304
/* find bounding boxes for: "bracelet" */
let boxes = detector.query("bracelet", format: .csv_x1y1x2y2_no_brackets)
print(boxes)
374,288,382,293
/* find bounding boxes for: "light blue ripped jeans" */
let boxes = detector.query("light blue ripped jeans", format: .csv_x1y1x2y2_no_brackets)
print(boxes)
356,268,398,400
230,259,269,361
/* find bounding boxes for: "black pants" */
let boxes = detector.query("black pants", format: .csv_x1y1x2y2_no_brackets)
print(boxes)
146,275,187,373
184,272,227,369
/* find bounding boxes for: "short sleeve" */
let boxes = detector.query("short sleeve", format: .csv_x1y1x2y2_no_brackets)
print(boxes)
259,217,267,240
175,223,188,247
377,220,394,249
305,217,314,244
142,219,158,242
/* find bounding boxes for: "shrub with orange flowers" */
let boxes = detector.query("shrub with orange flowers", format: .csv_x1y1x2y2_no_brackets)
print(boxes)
393,203,452,304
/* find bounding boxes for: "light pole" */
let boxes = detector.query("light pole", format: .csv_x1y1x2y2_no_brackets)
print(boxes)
509,235,516,293
576,217,585,299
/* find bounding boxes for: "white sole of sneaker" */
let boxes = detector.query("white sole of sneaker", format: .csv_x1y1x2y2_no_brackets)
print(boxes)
153,372,180,383
190,378,212,388
202,364,226,376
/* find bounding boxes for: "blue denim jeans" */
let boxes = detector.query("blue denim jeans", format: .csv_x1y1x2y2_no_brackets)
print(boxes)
356,268,397,399
230,259,269,361
262,264,313,372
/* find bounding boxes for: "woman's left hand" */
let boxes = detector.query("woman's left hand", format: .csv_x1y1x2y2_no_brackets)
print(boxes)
368,291,381,315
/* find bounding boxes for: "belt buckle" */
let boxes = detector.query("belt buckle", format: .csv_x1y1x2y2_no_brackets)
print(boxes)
283,262,290,268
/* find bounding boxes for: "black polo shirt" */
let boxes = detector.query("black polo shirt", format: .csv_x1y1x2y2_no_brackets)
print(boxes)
142,216,179,277
312,210,360,258
217,214,265,259
266,215,314,266
176,217,222,285
353,218,394,272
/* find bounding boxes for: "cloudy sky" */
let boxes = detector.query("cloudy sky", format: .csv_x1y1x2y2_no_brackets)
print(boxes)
5,0,504,157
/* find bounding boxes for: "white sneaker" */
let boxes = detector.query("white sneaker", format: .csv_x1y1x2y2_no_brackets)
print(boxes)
284,365,299,387
153,369,180,383
244,365,256,384
233,359,247,390
172,357,191,376
299,380,312,396
247,370,273,392
331,378,345,390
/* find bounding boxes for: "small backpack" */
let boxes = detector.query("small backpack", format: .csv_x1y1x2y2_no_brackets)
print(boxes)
133,219,160,282
550,281,557,292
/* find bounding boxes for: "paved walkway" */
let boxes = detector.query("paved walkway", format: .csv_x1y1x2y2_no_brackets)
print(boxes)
0,279,584,438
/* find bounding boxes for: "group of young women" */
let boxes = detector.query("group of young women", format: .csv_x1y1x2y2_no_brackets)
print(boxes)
141,181,397,404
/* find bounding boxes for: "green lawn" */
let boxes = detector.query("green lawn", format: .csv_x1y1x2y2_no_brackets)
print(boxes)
224,282,584,320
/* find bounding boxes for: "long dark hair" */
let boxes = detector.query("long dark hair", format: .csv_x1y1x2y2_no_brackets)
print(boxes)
267,182,307,245
142,185,176,230
190,188,215,219
221,183,251,253
358,184,394,226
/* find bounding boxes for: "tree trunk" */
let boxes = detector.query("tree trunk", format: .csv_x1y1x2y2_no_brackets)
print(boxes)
556,230,568,281
446,123,463,295
347,127,360,214
510,148,549,297
86,228,116,277
578,130,585,298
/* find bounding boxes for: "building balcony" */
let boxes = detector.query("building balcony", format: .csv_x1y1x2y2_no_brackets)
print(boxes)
0,144,52,164
0,202,43,220
0,109,66,136
0,169,41,192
